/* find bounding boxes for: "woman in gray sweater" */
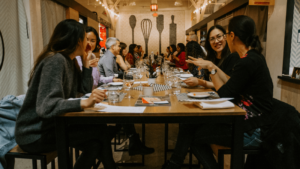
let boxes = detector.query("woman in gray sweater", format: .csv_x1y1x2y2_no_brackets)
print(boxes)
15,19,118,169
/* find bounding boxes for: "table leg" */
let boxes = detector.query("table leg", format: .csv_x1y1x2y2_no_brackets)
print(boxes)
231,116,244,169
55,117,71,169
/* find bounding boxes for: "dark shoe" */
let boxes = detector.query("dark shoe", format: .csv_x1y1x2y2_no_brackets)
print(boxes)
161,160,181,169
128,133,155,156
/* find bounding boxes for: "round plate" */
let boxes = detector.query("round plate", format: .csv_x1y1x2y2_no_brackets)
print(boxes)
180,74,193,78
108,82,123,86
187,92,210,98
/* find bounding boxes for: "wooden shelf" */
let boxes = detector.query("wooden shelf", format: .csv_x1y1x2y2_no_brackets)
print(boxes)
186,0,249,34
278,76,300,85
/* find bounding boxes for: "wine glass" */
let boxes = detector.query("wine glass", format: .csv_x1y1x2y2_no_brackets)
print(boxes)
123,70,135,99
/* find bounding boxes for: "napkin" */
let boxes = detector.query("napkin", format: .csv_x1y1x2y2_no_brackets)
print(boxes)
194,101,234,109
153,101,169,104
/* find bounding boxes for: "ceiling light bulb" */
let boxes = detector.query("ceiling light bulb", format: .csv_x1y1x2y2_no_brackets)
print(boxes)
209,1,211,3
96,0,98,1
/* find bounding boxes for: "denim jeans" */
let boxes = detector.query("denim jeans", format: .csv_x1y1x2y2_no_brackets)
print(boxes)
169,124,262,169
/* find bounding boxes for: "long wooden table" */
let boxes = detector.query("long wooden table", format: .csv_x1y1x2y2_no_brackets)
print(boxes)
55,73,246,169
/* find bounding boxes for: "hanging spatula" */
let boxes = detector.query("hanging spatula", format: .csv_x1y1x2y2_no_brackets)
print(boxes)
156,15,164,55
129,15,136,44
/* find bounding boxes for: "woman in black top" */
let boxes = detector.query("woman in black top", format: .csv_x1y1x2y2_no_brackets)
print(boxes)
183,15,274,169
184,25,240,88
15,20,119,169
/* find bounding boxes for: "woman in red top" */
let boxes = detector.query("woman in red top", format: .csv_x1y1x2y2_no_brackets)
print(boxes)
171,43,188,70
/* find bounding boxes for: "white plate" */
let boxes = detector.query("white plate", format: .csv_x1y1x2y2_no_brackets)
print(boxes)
187,92,210,98
108,82,123,86
180,74,193,78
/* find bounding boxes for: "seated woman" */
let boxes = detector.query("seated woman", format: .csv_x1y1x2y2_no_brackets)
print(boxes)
75,26,122,90
137,45,145,59
185,40,207,78
125,44,139,67
164,15,274,169
15,20,119,169
116,42,131,72
171,43,188,70
184,25,240,88
164,46,172,61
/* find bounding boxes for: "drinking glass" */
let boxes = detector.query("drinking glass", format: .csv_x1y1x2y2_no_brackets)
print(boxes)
123,70,135,99
108,90,119,104
173,82,181,95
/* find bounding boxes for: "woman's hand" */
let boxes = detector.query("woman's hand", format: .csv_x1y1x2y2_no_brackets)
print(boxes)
183,77,199,87
89,58,99,67
82,43,93,68
81,89,106,108
186,56,214,70
113,78,123,82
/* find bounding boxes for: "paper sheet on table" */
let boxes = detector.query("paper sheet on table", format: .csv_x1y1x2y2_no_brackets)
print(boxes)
95,103,146,113
186,98,234,102
134,81,148,84
194,101,235,109
153,101,169,104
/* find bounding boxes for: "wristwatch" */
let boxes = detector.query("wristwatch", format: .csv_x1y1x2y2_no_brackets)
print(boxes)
210,69,217,75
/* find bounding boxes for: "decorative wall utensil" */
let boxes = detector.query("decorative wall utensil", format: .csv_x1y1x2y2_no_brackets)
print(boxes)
141,19,152,56
129,15,137,44
0,31,4,72
169,15,177,46
156,15,164,54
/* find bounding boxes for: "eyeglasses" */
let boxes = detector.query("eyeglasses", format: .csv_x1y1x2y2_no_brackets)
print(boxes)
209,34,226,43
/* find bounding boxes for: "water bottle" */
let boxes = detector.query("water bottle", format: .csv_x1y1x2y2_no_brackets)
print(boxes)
151,51,154,63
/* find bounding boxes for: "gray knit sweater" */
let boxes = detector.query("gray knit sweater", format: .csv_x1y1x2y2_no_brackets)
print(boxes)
15,53,93,145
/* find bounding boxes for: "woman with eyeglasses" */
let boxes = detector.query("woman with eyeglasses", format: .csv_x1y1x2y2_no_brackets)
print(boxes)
165,15,273,169
183,25,240,88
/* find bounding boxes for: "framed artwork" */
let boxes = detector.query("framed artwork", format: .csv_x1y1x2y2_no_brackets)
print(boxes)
292,67,300,79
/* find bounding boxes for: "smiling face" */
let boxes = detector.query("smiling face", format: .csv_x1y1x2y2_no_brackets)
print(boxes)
209,28,227,54
86,32,97,52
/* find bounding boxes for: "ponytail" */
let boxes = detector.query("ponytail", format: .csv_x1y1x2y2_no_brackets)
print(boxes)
246,35,262,54
228,15,263,54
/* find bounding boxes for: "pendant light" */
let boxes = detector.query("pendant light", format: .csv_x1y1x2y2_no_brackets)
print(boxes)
150,0,158,11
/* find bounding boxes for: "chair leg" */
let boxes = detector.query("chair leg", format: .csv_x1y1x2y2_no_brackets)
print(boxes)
75,148,80,160
218,150,224,169
51,159,56,169
32,159,37,169
41,156,47,169
189,150,193,169
164,123,168,164
5,156,15,169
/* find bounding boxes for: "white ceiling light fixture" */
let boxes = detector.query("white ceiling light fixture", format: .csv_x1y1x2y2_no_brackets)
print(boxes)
174,0,183,6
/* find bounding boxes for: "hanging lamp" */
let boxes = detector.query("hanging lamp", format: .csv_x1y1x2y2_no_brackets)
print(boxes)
150,0,158,11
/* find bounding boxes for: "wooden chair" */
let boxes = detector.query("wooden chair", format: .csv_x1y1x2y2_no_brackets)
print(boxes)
5,145,57,169
212,144,261,169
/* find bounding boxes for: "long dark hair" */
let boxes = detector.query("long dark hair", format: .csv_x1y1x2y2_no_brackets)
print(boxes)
186,41,206,72
28,19,86,86
86,26,101,53
204,25,230,66
119,42,127,60
137,45,142,56
170,45,176,55
128,44,137,64
228,15,262,54
176,43,185,57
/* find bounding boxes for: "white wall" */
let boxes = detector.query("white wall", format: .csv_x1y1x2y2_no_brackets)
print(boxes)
117,11,186,55
265,0,288,99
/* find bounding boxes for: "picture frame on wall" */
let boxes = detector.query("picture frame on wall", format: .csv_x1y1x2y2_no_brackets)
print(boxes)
292,67,300,79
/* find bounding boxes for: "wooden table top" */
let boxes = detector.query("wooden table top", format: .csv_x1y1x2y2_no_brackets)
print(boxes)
61,73,246,117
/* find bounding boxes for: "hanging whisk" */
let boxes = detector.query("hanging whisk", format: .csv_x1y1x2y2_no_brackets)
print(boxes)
141,19,152,56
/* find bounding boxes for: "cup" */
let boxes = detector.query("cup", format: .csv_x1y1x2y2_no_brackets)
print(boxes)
143,86,153,96
108,90,119,104
114,74,119,78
